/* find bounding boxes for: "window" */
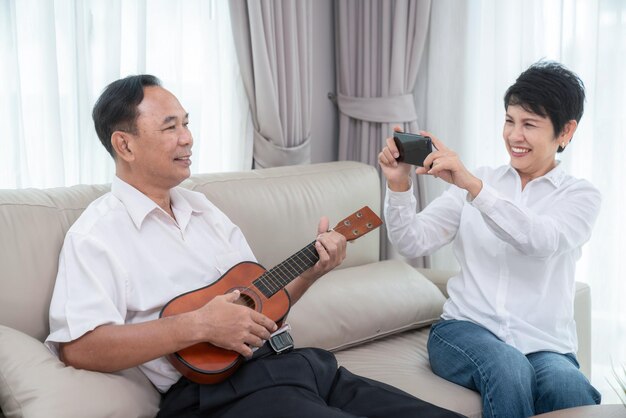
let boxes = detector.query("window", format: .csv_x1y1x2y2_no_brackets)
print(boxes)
0,0,252,188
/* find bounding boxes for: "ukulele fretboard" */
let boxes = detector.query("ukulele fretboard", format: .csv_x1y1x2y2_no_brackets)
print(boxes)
252,242,319,298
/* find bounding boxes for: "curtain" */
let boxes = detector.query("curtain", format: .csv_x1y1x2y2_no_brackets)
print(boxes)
229,0,312,169
421,0,626,403
0,0,252,189
334,0,432,262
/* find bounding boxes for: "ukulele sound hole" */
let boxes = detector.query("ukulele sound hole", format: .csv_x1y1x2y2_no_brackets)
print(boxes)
229,288,260,311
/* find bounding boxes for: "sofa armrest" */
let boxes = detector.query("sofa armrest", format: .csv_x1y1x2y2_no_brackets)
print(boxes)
415,268,592,379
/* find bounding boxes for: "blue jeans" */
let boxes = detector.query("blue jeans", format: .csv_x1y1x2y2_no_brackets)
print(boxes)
428,320,601,418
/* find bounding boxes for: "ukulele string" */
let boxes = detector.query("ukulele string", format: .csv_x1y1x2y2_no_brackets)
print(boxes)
227,222,353,309
227,240,321,308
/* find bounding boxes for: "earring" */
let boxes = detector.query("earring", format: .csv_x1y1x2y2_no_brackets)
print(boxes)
560,142,566,149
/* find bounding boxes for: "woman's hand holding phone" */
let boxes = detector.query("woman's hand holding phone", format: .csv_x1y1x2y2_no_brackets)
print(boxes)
379,128,483,199
419,132,483,199
378,128,413,192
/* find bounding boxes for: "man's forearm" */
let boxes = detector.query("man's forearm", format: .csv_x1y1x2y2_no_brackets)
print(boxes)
285,275,316,306
60,313,197,373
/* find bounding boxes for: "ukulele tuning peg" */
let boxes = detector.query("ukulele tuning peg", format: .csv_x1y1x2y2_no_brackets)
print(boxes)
356,212,363,218
344,220,352,226
352,229,360,236
366,223,373,229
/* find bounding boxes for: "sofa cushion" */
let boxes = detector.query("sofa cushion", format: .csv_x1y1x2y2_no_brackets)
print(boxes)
287,259,446,351
187,161,382,271
0,325,160,418
0,185,109,341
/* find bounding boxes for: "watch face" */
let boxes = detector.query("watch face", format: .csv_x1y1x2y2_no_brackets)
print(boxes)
269,330,294,353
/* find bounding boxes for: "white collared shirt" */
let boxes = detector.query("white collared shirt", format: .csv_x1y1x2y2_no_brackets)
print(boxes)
45,176,256,392
384,163,601,354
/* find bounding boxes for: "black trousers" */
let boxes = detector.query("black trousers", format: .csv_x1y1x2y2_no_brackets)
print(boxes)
157,348,464,418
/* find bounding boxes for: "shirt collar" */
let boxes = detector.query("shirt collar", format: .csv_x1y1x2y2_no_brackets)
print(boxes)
170,187,210,231
505,160,566,188
111,176,207,230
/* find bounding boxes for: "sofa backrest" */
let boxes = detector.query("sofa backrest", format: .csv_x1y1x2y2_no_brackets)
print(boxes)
0,161,381,342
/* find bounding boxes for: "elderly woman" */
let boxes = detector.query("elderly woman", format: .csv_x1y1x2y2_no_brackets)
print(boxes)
378,61,601,418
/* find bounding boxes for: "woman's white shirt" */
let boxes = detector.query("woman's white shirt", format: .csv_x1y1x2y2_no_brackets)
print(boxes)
384,163,601,354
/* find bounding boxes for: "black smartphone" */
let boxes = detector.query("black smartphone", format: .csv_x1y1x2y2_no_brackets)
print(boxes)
393,132,433,167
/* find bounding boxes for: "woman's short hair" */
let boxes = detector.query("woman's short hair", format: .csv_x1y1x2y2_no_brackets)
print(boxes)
504,61,585,152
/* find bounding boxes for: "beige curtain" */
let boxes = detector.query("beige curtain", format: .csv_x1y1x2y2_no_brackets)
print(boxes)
335,0,432,262
229,0,312,169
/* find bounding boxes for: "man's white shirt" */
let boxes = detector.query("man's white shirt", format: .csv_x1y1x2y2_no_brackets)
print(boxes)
46,176,256,392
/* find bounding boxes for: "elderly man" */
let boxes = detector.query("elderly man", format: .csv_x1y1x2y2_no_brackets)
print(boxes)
45,75,463,418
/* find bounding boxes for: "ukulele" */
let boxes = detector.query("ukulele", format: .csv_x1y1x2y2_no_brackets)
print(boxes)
159,206,382,384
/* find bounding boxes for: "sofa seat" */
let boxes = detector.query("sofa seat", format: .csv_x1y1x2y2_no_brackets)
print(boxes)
335,330,482,417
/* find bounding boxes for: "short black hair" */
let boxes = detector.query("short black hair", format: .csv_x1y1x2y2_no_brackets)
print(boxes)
504,61,585,153
92,74,162,159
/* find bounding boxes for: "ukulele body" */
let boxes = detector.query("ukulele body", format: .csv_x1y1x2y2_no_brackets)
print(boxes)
159,206,381,385
160,261,290,384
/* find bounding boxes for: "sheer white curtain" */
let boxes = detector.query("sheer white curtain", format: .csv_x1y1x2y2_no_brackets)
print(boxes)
418,0,625,403
0,0,252,189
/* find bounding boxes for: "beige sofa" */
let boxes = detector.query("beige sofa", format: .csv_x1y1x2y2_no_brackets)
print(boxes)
0,161,591,418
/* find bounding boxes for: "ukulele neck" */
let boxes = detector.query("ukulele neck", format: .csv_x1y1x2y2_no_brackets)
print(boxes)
252,241,319,298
